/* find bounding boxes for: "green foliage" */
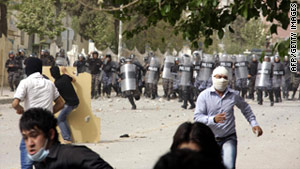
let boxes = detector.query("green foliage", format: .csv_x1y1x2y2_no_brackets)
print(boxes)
204,17,266,54
62,0,188,53
123,19,189,53
115,0,298,54
62,0,118,52
16,0,65,40
71,12,116,50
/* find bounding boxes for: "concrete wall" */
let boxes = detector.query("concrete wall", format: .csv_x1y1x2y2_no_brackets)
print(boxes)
0,36,13,87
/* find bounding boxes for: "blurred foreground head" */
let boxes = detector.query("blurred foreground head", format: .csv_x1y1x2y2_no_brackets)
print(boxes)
154,149,225,169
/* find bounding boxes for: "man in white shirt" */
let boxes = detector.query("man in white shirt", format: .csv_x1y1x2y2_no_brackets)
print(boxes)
12,57,64,169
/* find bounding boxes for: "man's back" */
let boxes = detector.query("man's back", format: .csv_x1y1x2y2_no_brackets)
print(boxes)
54,74,79,106
34,143,113,169
14,72,60,112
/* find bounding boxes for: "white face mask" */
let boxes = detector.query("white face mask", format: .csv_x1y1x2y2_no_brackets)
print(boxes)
27,139,49,162
212,76,228,92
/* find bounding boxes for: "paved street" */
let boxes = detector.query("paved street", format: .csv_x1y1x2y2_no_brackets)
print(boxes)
0,86,300,169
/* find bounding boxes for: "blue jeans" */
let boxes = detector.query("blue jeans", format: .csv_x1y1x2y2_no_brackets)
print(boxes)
217,133,237,169
20,138,33,169
58,104,77,141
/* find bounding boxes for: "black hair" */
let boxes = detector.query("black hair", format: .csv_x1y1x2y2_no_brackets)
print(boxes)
19,108,59,143
171,122,222,161
25,57,43,76
154,149,225,169
50,66,61,79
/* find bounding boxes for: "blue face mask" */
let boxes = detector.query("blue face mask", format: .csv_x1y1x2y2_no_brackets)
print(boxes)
27,139,49,162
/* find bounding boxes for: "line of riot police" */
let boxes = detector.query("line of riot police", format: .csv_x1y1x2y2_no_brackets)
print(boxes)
71,50,300,109
5,48,69,91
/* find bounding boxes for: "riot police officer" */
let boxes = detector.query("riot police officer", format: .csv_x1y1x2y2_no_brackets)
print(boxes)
219,54,234,88
234,54,249,98
87,51,102,99
142,55,150,96
55,49,69,66
5,51,19,91
196,54,215,93
192,51,201,100
120,58,141,109
272,55,285,102
248,54,259,100
161,55,175,100
291,57,300,100
73,54,87,74
102,54,114,98
40,49,55,66
130,54,145,94
255,56,274,106
15,49,26,83
282,56,291,99
171,57,181,100
179,54,195,109
110,59,121,96
145,52,160,99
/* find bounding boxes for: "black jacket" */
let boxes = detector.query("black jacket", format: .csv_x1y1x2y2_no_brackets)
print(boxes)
88,58,102,74
41,55,55,66
34,143,113,169
5,58,19,72
248,61,258,76
73,60,87,73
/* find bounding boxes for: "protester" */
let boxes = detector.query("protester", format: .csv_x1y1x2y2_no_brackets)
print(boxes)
19,108,113,169
50,66,79,144
194,66,263,169
154,149,225,169
12,57,64,169
171,122,222,161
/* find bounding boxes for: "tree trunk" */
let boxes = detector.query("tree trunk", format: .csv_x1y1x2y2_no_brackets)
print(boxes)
0,2,8,37
113,19,119,54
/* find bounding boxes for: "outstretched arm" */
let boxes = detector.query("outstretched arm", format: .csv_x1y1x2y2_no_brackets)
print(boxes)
235,95,263,137
61,67,76,82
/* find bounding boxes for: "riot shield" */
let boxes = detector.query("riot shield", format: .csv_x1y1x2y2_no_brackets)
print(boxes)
272,62,284,88
197,54,214,81
255,62,272,87
219,54,233,80
162,55,175,80
234,54,249,79
121,63,137,92
193,52,201,79
145,57,160,84
56,57,68,66
111,61,119,85
179,56,193,86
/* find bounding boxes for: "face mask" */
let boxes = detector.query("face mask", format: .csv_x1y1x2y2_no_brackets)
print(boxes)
27,139,49,162
212,76,228,92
